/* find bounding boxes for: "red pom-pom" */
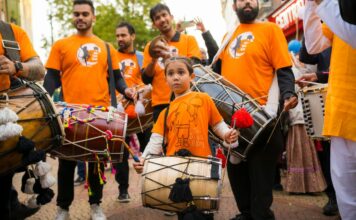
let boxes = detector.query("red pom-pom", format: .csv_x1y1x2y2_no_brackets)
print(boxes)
125,104,137,119
231,108,254,128
105,130,113,140
216,147,227,168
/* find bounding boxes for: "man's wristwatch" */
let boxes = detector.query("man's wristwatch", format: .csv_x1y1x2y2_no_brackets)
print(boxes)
14,61,23,76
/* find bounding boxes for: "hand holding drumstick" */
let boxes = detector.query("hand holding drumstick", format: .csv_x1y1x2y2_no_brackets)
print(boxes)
133,157,145,174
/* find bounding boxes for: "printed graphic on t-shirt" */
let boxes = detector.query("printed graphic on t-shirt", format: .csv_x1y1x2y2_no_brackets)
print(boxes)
229,32,254,59
119,58,136,79
157,45,179,69
169,95,204,149
77,43,101,66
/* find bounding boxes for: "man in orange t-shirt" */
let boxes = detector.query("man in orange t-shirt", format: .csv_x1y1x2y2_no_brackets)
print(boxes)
0,21,45,219
43,1,133,219
214,0,297,219
116,22,143,88
114,21,151,203
142,3,201,122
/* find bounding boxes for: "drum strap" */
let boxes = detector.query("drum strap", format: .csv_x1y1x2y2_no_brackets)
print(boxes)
162,103,170,155
210,157,220,180
209,23,239,67
0,21,21,62
105,43,118,107
162,93,175,154
135,50,143,70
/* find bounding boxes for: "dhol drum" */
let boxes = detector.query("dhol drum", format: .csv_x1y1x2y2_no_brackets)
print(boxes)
191,64,274,160
300,84,328,140
117,84,153,134
142,156,222,213
0,81,64,175
52,103,127,162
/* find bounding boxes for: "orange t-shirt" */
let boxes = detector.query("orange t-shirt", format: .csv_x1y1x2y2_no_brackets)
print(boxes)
153,92,223,157
117,51,142,87
45,35,120,107
0,23,38,91
219,22,292,105
142,32,201,106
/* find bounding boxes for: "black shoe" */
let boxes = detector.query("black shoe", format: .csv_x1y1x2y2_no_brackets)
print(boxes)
74,176,85,186
230,213,253,220
323,198,338,216
11,203,40,219
273,183,283,191
117,193,131,203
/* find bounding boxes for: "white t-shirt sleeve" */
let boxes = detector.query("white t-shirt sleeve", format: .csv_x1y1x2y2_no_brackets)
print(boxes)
317,0,356,49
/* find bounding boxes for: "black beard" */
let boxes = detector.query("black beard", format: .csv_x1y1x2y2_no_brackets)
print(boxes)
236,6,259,24
118,41,130,51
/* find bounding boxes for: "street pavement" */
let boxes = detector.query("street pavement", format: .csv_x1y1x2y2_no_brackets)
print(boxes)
13,157,340,220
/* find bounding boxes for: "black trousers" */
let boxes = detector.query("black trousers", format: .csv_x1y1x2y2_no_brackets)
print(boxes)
0,172,14,220
115,143,130,194
177,212,214,220
227,128,284,220
153,104,169,123
136,126,152,153
318,141,336,200
57,159,104,209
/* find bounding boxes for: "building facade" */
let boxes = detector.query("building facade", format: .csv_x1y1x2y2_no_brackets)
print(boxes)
0,0,33,40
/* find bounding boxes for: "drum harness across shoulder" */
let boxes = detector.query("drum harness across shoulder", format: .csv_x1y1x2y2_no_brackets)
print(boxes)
0,21,63,171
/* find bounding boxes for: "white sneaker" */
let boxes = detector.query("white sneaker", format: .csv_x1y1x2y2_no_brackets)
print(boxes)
90,204,107,220
55,207,69,220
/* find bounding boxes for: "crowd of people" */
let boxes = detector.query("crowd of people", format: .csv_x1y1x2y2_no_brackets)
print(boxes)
0,0,355,219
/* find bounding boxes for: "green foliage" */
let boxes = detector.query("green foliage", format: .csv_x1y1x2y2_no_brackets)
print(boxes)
46,0,161,51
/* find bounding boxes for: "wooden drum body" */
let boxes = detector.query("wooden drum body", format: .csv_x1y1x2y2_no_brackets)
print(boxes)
0,82,64,175
117,84,153,134
191,64,274,160
52,103,127,162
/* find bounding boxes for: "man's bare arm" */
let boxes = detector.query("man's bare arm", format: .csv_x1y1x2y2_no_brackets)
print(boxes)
0,55,45,81
21,57,45,81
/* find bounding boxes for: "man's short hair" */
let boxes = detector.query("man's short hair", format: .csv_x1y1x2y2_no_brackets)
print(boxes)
73,0,95,14
116,22,136,35
149,3,171,21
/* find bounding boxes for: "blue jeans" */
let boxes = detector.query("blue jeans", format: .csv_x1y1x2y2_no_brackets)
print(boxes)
77,162,85,179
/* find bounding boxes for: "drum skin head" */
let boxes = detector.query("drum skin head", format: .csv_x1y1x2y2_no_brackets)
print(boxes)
141,156,222,212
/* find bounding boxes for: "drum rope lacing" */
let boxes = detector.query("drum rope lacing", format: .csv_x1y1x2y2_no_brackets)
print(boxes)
117,84,153,134
53,103,126,161
142,157,221,211
191,73,268,110
192,67,274,161
1,84,63,144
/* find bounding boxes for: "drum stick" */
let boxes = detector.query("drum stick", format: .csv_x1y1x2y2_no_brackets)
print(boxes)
112,138,140,162
222,120,236,182
123,141,140,162
266,110,285,144
299,80,325,86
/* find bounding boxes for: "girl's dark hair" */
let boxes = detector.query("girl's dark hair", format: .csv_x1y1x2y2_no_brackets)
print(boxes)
164,56,194,75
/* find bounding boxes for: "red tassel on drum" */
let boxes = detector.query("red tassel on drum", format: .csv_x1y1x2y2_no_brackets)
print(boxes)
125,104,137,119
216,147,227,168
231,108,254,128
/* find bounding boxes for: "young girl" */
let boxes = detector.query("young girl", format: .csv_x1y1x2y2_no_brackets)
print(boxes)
133,56,238,173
